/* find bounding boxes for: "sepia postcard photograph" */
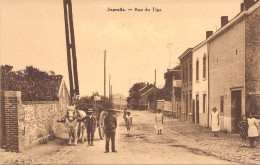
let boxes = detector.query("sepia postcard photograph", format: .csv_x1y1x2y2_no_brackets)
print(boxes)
0,0,260,164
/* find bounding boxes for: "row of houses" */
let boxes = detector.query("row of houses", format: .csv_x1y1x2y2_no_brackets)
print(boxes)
167,0,260,133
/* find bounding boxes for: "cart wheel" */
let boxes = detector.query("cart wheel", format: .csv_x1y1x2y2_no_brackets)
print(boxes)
99,111,107,140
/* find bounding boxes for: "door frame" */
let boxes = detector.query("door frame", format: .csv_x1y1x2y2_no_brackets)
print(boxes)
230,88,242,133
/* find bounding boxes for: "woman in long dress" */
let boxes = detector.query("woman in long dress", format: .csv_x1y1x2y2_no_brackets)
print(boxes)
155,109,163,135
247,112,259,148
211,107,220,137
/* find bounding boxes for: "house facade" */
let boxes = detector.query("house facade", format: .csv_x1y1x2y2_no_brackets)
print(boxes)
208,0,260,133
112,94,127,110
191,31,213,127
179,48,194,123
166,65,182,118
139,85,155,110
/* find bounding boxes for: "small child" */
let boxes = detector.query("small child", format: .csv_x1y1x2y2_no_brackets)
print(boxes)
238,115,248,147
126,112,132,135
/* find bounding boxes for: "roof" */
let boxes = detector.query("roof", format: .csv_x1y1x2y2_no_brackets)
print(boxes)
178,48,193,60
167,65,181,72
141,86,155,96
192,0,260,52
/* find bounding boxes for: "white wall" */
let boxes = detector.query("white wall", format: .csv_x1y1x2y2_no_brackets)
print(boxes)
192,43,209,126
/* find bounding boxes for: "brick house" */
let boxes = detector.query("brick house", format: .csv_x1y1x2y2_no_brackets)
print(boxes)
178,48,194,123
208,0,260,133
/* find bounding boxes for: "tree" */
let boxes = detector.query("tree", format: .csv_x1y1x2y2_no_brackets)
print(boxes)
127,82,148,109
1,65,62,101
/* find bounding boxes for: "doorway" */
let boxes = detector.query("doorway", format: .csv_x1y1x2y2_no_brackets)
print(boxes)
231,90,242,133
196,95,199,124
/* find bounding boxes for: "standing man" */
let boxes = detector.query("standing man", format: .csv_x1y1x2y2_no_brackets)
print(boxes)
104,109,117,153
85,109,96,146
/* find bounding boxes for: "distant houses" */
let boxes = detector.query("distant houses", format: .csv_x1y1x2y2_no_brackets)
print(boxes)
111,93,127,110
127,83,156,110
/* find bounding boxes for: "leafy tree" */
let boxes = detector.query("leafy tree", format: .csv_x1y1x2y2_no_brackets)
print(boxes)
1,65,62,101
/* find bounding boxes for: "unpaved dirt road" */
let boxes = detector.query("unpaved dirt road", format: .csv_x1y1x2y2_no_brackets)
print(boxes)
0,110,238,164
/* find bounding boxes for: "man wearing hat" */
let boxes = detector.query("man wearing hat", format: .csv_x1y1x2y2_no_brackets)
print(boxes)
85,109,97,146
104,109,117,153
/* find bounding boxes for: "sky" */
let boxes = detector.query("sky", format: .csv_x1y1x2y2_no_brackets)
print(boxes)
0,0,242,97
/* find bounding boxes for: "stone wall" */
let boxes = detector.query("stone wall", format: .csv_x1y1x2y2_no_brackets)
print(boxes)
3,90,69,152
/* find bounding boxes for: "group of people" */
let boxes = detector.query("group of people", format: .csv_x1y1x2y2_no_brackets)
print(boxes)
211,107,259,148
83,109,118,153
123,108,164,136
79,106,258,153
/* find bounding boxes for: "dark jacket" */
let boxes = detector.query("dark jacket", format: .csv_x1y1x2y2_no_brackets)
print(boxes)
104,115,117,133
85,115,97,131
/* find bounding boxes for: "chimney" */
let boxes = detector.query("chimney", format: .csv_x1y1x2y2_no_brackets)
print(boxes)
206,31,213,39
244,0,255,10
241,3,245,12
221,16,229,27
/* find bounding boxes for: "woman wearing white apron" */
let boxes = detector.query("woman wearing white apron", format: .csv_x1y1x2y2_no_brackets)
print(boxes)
155,109,164,135
211,107,220,137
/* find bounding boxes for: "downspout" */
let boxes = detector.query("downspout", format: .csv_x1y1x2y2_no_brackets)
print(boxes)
207,43,210,128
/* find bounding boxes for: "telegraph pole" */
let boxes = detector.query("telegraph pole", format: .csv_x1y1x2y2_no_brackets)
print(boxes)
104,50,106,101
111,85,113,108
154,69,157,110
109,75,111,100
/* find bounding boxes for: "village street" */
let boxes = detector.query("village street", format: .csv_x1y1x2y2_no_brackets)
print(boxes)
0,110,243,164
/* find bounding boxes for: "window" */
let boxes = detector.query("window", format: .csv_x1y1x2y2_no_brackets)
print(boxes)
190,63,192,83
196,94,199,114
203,94,206,113
220,96,224,113
182,66,185,84
203,55,206,78
186,66,188,84
196,59,199,81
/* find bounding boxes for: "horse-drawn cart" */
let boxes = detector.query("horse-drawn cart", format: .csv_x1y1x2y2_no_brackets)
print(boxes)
57,104,109,145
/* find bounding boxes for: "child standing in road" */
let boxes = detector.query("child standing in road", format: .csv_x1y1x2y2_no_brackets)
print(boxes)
123,108,128,125
126,112,132,135
238,115,248,147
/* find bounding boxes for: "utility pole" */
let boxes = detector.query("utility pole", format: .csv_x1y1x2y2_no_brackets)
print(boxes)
104,50,106,101
63,0,80,103
154,69,157,110
111,85,113,108
109,75,111,100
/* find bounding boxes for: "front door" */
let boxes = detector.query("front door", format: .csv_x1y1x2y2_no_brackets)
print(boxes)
231,90,242,133
196,95,199,124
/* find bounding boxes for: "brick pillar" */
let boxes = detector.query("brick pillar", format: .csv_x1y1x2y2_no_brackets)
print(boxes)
0,90,5,148
4,91,21,152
